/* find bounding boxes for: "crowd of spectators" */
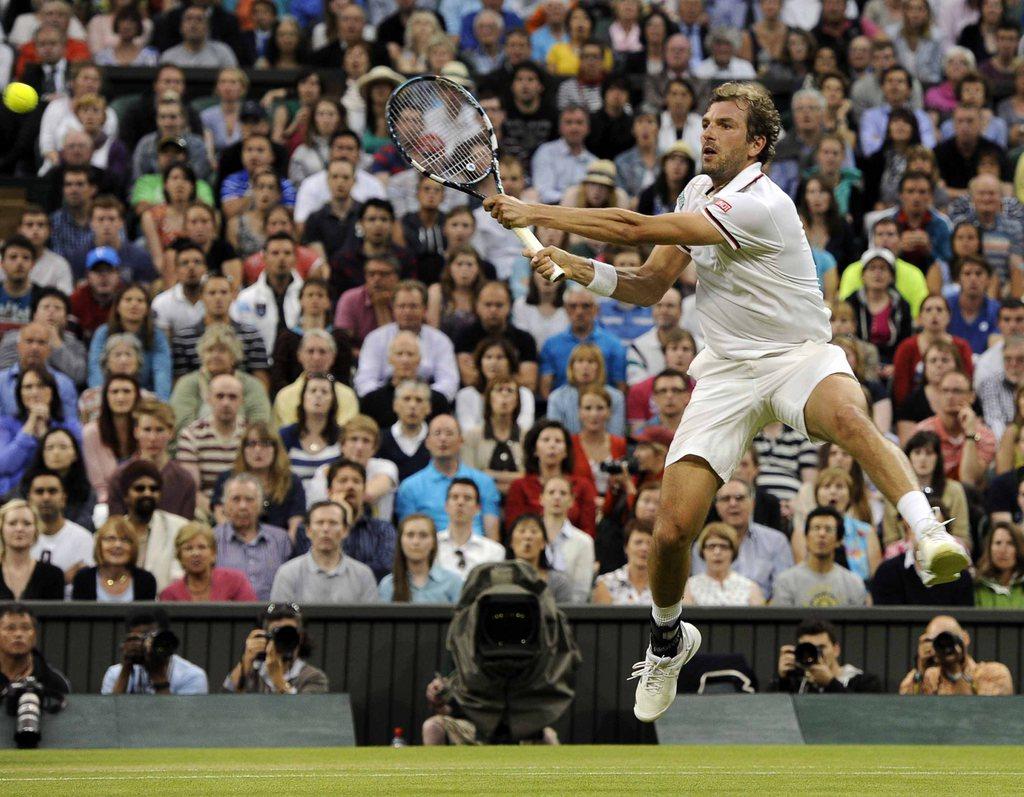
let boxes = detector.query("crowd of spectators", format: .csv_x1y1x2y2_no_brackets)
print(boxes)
0,0,1020,620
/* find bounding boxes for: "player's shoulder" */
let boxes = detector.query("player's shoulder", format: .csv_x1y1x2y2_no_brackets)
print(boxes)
676,174,713,211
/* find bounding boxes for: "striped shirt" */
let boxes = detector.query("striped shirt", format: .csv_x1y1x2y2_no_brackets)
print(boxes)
752,427,818,502
213,521,292,601
176,418,245,494
278,423,341,490
171,319,270,377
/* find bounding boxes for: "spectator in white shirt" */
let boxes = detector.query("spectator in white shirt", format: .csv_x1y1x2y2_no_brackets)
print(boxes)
539,473,595,602
27,470,94,588
692,27,756,80
436,478,505,577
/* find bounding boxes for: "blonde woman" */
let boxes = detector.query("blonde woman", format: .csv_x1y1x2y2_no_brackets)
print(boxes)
683,523,765,606
392,10,442,74
72,517,157,601
159,522,258,601
0,499,64,600
547,343,626,436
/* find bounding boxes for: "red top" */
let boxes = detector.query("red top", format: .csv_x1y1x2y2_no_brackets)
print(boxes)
892,335,974,408
70,283,118,338
244,245,321,284
159,568,258,602
16,40,90,79
505,473,598,537
572,433,628,516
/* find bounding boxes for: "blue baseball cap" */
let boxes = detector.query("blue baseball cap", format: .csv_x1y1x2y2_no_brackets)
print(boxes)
86,246,120,270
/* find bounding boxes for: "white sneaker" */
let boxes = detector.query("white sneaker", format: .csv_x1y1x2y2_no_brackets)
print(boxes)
629,622,702,723
915,518,970,586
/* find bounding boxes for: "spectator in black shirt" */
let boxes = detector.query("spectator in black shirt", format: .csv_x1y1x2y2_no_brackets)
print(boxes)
400,175,447,265
376,379,432,481
871,509,975,606
501,61,558,170
377,0,446,51
359,331,449,428
301,158,360,263
934,105,1010,195
454,281,538,390
215,102,289,196
585,75,635,161
329,199,417,298
118,65,204,152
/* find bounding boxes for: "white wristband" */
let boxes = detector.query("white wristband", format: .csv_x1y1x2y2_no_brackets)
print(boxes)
586,259,618,297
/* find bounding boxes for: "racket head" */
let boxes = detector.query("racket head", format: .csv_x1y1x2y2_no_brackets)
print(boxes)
385,76,499,194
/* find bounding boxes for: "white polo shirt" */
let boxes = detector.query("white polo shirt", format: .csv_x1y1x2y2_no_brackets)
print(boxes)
675,162,832,361
151,283,205,338
31,519,95,573
436,529,505,577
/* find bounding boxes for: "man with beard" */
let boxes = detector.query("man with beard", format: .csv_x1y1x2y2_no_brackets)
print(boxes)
151,239,208,338
119,460,188,593
26,470,93,588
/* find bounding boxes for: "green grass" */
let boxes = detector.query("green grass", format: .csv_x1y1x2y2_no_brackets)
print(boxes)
2,745,1022,795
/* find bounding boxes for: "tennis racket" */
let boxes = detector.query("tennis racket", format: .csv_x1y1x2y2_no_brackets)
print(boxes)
385,75,565,282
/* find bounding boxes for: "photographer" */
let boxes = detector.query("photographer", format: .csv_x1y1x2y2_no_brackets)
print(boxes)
899,615,1014,696
101,609,208,695
223,603,328,695
772,619,882,694
0,603,69,703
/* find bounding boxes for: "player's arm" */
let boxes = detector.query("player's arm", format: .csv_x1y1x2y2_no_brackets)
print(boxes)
483,195,726,248
532,243,691,307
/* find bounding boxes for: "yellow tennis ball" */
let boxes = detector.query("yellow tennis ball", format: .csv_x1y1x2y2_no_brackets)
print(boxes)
3,82,39,114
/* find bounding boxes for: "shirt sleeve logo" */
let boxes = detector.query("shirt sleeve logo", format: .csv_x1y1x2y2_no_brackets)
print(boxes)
713,198,732,213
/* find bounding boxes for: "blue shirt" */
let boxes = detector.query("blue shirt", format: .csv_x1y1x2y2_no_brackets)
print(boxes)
87,323,172,400
221,169,296,207
597,299,654,343
379,563,463,603
0,286,33,332
101,654,208,695
690,521,794,600
530,27,568,62
395,461,500,537
540,325,628,390
458,8,522,50
947,289,1000,354
0,364,79,424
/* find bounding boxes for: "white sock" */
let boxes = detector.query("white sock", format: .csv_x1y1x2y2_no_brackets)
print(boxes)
897,490,936,536
651,602,682,627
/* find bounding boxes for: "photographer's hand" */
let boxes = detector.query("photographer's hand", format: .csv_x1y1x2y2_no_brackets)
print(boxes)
915,634,936,675
777,645,797,679
241,629,267,672
806,663,834,688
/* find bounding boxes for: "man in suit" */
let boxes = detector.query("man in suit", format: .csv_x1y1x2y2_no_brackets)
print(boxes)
20,24,72,101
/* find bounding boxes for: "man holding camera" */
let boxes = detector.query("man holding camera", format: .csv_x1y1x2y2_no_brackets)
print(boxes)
773,619,881,694
0,603,69,702
223,603,328,694
101,609,208,695
899,615,1013,695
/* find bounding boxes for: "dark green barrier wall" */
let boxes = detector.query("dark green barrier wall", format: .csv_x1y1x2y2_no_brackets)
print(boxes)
25,604,1024,745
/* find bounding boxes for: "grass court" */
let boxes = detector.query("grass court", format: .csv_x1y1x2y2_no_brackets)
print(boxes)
2,744,1022,795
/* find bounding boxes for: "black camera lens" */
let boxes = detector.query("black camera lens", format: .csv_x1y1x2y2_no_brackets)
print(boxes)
794,642,820,669
270,625,301,658
931,631,961,656
148,629,179,661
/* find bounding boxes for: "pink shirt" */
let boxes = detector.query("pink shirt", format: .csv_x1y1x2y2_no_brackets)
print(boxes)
915,415,996,480
159,567,258,602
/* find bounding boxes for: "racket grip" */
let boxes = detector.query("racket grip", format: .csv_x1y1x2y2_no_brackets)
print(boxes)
512,226,565,283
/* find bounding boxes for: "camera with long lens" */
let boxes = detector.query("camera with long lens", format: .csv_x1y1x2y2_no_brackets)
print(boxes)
5,677,43,749
255,625,302,663
599,457,641,475
931,631,963,658
793,641,821,671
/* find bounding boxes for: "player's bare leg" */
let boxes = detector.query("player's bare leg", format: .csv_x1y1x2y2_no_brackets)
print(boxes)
630,457,717,721
803,374,969,584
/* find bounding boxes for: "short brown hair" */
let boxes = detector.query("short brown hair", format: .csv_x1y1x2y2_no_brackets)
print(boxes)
91,194,125,218
696,522,739,561
708,82,782,163
94,516,140,566
133,398,175,431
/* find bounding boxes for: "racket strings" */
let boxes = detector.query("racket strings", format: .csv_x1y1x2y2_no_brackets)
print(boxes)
388,81,493,185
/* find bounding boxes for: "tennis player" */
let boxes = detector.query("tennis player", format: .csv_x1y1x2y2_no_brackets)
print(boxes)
483,82,969,722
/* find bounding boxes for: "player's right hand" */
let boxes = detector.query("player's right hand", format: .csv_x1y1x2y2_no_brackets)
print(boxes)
529,245,583,283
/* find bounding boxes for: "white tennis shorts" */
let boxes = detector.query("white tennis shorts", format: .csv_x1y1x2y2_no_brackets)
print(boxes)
665,340,855,482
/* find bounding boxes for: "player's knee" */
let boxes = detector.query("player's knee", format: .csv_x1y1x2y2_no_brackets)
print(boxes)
831,402,873,444
653,516,695,548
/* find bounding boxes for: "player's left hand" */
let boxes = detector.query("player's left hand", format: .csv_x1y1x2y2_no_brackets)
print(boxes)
529,245,586,283
484,195,532,228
